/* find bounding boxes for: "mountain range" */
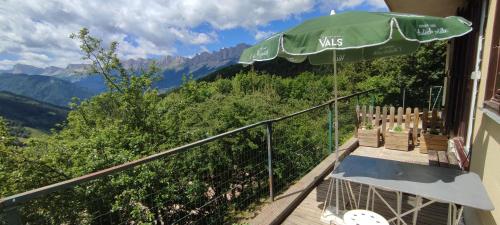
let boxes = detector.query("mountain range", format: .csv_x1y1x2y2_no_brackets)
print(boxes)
0,43,249,106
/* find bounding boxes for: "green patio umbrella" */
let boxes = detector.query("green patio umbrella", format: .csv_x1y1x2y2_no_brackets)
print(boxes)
239,10,472,164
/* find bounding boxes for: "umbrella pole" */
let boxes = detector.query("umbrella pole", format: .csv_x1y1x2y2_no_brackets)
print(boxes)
333,50,340,216
333,50,339,163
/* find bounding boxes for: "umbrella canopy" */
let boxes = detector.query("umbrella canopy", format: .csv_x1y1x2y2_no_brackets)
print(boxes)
239,11,472,65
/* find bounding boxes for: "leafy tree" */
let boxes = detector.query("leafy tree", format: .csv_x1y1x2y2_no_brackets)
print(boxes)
0,29,446,225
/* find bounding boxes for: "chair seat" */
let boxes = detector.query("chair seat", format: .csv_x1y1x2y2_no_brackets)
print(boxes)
343,209,388,225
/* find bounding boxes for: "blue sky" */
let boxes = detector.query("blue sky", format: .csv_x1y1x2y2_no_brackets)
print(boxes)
0,0,387,69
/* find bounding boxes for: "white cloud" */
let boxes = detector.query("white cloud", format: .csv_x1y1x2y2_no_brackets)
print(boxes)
321,0,387,11
0,0,315,69
254,30,276,41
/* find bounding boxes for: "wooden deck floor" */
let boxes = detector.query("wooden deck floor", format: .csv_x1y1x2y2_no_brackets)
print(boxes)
282,146,451,225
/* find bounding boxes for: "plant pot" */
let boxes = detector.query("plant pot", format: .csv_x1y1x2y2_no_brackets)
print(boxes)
420,132,448,153
385,129,410,151
358,127,380,147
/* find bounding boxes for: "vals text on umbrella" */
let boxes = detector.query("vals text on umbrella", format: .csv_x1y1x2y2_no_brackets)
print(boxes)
319,36,343,48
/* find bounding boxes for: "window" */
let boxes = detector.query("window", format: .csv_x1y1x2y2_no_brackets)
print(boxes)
483,2,500,114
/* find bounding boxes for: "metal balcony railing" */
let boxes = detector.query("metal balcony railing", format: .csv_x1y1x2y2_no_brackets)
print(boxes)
0,89,374,225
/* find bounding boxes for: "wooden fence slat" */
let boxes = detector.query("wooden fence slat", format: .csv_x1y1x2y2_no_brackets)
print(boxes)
361,105,367,127
382,106,387,137
431,109,438,134
375,106,380,128
397,107,403,128
405,107,411,130
439,111,445,134
413,107,420,145
422,109,428,133
389,107,395,130
368,105,374,127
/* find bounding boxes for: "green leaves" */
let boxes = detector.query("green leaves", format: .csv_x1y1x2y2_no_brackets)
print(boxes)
0,28,447,224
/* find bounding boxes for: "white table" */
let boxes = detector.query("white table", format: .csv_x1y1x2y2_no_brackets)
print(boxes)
329,155,494,225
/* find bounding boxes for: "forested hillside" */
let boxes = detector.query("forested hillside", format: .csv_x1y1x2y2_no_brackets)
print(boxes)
0,91,68,133
0,73,97,106
0,29,446,224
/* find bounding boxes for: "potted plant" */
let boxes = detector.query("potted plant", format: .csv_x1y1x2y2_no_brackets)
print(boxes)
420,129,448,153
385,125,410,151
358,123,380,147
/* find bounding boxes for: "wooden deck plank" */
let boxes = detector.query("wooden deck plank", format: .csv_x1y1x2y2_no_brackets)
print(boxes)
246,139,359,225
283,178,449,225
428,150,439,166
245,142,462,225
437,151,449,168
447,152,461,169
282,146,452,225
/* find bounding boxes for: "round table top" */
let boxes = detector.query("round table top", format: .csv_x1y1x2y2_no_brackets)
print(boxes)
343,209,389,225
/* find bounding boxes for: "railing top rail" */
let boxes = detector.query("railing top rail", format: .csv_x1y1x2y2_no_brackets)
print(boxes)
0,89,374,210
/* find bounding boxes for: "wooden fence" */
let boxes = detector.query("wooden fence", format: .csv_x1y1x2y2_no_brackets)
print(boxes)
356,106,448,152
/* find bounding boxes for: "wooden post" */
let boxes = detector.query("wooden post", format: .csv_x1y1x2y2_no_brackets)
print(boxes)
422,109,428,133
439,111,445,135
382,106,387,138
405,108,412,129
405,108,412,144
368,105,374,127
361,105,367,128
413,107,420,145
431,109,438,134
375,106,381,128
397,107,403,128
389,107,395,130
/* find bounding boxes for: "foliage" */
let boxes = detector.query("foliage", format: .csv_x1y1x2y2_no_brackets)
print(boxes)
392,125,403,132
0,29,447,225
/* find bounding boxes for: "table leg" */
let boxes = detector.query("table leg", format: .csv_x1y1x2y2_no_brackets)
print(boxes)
397,192,402,225
448,203,452,225
371,188,375,211
366,186,371,210
412,196,421,225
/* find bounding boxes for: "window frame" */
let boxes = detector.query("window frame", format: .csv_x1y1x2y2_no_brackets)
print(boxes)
483,1,500,115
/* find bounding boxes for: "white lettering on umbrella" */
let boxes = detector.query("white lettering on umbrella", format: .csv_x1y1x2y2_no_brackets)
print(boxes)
319,36,343,48
417,24,448,36
253,46,269,59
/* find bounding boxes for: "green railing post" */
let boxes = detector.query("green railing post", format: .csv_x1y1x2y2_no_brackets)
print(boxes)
266,122,274,201
328,104,333,154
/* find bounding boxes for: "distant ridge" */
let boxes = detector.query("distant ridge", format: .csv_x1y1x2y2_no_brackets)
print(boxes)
0,73,96,106
0,43,251,90
0,91,69,132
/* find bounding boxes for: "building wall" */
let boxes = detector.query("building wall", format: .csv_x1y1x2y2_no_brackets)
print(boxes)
468,0,500,224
